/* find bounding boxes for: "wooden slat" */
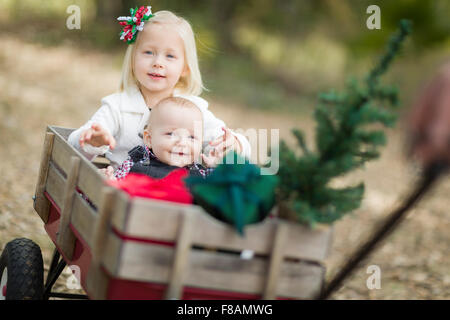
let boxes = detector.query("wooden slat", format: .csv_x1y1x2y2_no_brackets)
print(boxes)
50,131,72,175
71,192,98,247
91,188,116,266
92,156,110,169
77,162,105,207
86,264,110,300
57,157,80,260
34,131,55,223
51,126,74,140
45,163,66,210
102,237,324,299
101,229,123,276
116,198,332,262
109,189,130,232
263,222,288,299
165,212,195,300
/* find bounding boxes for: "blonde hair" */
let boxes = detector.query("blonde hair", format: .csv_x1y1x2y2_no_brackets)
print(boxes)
120,10,204,96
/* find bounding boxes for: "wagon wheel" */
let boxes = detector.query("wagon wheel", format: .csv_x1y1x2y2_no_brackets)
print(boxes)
0,238,44,300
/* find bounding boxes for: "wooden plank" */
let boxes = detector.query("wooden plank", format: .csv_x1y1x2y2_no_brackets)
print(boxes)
186,251,324,299
263,222,288,299
34,131,55,223
57,157,80,260
45,163,66,210
113,197,191,236
101,230,123,277
86,263,110,300
91,188,116,267
104,239,324,299
51,126,74,140
49,128,106,208
118,198,332,262
109,189,130,233
77,162,105,207
165,212,195,300
71,192,98,248
92,156,110,169
50,132,72,175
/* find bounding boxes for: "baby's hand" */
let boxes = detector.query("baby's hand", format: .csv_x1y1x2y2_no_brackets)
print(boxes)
99,165,116,180
208,127,242,159
80,123,116,149
202,149,222,168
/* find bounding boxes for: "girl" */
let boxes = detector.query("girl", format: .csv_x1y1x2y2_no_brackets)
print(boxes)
68,7,251,168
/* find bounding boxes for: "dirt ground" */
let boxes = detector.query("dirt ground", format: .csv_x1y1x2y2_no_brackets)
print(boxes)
0,35,449,299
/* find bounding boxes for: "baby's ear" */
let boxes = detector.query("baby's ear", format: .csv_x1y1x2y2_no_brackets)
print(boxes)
143,129,152,148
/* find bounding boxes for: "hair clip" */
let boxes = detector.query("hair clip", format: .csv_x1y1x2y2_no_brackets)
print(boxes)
117,6,154,44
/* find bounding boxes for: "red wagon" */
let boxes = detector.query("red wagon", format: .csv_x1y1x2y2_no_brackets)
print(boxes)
0,126,332,300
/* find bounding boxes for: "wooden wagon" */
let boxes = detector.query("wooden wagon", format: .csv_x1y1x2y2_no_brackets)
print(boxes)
0,126,333,300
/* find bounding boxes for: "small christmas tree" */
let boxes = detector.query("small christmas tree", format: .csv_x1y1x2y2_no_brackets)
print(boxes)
276,20,412,226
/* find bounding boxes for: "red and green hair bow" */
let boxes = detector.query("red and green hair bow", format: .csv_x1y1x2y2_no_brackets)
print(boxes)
117,6,154,44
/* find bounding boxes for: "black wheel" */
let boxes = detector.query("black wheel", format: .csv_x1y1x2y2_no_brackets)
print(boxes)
0,238,44,300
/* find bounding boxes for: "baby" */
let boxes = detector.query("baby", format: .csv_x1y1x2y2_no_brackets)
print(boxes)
102,96,219,180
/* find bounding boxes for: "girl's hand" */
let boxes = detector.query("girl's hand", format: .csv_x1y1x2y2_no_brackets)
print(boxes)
99,166,116,180
208,127,242,160
80,123,116,150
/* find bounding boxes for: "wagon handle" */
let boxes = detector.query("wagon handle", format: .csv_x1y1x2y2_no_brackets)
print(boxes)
317,161,447,300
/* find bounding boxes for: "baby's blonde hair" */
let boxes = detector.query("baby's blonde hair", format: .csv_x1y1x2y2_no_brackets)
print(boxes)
120,10,204,96
148,97,201,125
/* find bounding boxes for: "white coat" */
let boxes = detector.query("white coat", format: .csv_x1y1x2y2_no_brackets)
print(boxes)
68,86,251,168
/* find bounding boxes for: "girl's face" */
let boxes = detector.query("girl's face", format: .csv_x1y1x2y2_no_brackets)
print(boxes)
143,104,203,168
133,23,188,98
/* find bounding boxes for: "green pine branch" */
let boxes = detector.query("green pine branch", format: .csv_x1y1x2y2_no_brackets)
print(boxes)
276,20,412,227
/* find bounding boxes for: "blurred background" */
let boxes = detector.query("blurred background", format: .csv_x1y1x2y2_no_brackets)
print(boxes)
0,0,449,299
2,0,450,110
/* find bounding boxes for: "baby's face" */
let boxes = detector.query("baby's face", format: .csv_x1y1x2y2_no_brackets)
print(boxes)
144,104,203,167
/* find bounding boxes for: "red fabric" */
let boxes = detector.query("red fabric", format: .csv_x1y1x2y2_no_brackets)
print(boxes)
108,169,193,204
